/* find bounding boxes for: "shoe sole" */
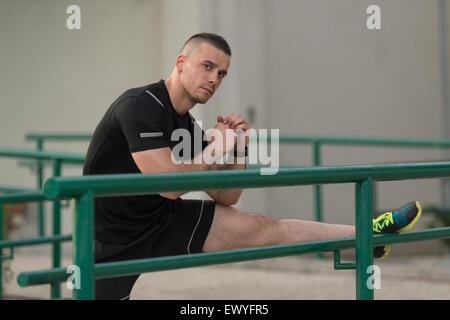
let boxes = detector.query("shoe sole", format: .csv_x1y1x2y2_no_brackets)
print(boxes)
397,201,422,233
375,244,391,261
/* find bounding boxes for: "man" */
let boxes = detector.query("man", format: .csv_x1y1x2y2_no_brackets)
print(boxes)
83,33,422,300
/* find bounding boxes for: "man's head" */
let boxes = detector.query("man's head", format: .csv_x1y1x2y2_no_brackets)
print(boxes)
173,33,231,105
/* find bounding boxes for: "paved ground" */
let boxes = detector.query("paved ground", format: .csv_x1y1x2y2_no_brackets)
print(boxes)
3,247,450,300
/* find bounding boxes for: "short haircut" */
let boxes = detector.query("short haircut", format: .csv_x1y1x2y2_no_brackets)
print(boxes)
181,32,232,57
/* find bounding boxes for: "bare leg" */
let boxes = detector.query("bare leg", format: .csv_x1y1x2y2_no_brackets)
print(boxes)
202,203,355,252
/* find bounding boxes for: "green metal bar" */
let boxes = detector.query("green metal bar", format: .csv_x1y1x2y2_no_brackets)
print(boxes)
0,191,46,203
312,142,323,259
276,135,450,148
51,160,62,299
73,192,94,300
0,186,36,193
0,191,46,300
0,234,72,249
312,142,322,222
25,133,92,141
18,159,83,170
355,178,374,300
1,247,13,260
22,132,450,148
36,139,45,237
17,226,450,287
18,236,358,286
44,162,450,199
333,250,356,270
0,147,85,163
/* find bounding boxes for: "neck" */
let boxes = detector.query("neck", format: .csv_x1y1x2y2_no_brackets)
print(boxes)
165,75,194,116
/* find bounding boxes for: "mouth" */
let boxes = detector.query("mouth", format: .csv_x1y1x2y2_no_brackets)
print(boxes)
201,87,213,95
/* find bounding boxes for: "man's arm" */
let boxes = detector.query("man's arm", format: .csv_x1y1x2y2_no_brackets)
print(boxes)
132,122,240,206
132,146,211,201
204,160,246,206
203,113,250,205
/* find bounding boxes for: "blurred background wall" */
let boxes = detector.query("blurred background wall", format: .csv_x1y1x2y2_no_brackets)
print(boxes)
0,0,448,253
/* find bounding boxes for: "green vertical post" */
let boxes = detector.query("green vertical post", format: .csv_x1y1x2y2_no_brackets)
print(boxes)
313,142,323,259
355,178,374,300
36,138,45,237
312,141,322,222
73,191,95,300
50,159,61,299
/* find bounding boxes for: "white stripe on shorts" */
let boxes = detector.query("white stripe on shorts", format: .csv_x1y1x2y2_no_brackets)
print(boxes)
187,200,204,254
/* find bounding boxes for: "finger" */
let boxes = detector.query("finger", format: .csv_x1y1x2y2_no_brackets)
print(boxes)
217,115,224,123
223,112,238,125
234,123,249,132
225,113,242,128
229,116,247,129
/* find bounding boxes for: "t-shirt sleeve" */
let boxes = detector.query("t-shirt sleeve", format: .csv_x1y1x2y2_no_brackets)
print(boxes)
114,96,170,153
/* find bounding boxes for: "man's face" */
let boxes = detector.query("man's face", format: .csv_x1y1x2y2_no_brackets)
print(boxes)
180,42,230,104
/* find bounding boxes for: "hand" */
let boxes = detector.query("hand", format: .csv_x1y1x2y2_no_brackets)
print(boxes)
217,113,250,146
218,113,250,131
210,121,236,156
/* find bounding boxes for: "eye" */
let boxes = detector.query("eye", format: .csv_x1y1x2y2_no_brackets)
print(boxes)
203,64,212,70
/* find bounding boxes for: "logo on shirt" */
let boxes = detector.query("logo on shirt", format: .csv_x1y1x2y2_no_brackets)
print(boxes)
140,132,164,138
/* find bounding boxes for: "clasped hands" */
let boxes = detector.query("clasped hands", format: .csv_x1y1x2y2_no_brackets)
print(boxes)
208,113,250,157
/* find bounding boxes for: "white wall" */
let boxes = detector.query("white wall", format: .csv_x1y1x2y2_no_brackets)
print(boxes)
0,0,162,235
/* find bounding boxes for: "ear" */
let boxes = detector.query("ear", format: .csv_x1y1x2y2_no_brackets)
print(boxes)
175,54,186,73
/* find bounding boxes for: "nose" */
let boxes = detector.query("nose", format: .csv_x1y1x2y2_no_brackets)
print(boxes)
208,73,221,87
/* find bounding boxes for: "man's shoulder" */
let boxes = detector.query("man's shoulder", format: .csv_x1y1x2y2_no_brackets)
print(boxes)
119,80,164,103
110,80,168,115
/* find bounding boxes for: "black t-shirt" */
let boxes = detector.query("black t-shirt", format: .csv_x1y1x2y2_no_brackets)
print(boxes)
83,80,208,247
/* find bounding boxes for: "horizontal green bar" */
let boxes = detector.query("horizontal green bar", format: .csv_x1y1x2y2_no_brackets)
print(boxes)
0,186,37,193
0,147,85,163
25,133,92,141
24,132,450,148
0,191,47,203
372,227,450,245
17,159,83,169
17,227,450,286
276,135,450,148
45,162,450,199
0,234,72,249
17,236,356,286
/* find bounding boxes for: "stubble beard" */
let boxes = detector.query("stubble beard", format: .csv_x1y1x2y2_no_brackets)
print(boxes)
184,84,210,105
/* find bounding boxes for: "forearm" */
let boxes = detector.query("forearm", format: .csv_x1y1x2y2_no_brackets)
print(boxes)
206,159,246,206
159,144,221,199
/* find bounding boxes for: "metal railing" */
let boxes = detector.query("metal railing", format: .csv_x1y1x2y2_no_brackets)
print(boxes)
24,132,450,225
15,161,450,300
264,134,450,224
26,134,91,237
0,148,84,299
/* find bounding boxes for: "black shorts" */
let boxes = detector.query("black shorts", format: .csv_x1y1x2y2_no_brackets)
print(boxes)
94,199,216,300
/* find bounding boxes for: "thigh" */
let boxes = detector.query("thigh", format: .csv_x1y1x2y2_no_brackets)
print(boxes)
151,199,216,256
202,204,277,252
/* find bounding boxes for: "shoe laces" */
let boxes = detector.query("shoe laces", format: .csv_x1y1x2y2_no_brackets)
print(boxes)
373,212,394,233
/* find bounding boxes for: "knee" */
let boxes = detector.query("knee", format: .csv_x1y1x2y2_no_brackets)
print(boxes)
247,213,279,233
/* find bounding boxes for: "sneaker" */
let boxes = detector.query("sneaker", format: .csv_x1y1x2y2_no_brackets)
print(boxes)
373,244,391,260
373,201,422,234
372,201,422,260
